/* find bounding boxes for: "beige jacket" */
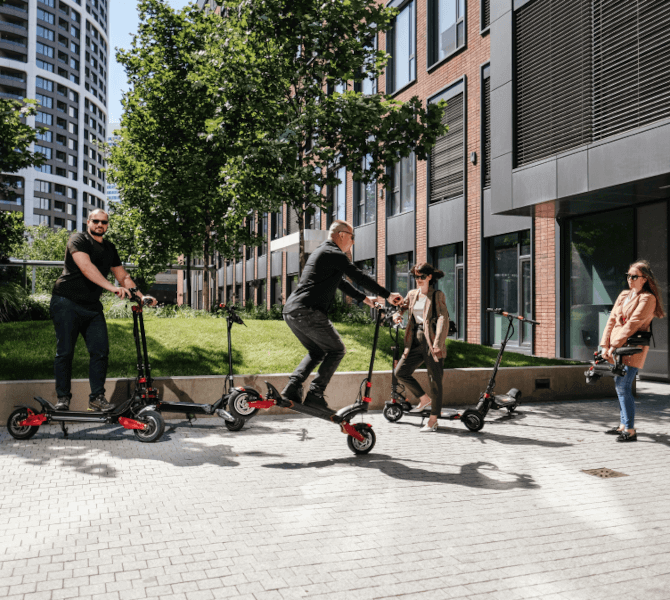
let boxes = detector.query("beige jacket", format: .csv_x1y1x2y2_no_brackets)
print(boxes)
599,290,657,369
398,287,450,360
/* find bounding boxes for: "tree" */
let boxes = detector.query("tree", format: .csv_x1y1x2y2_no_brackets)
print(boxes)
0,99,46,196
108,0,265,310
0,210,24,261
202,0,447,272
10,225,70,293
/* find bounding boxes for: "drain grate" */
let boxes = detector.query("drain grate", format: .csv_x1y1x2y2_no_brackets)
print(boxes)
582,468,628,478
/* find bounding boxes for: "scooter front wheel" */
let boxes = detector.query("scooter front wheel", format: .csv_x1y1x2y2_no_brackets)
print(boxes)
461,408,484,432
133,410,165,443
7,408,40,440
347,423,376,455
224,417,245,432
383,404,403,423
227,390,259,420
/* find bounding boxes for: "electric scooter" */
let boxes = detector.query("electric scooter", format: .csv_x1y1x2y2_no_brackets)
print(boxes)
584,335,647,383
227,304,395,455
153,303,248,431
6,294,165,443
382,314,483,431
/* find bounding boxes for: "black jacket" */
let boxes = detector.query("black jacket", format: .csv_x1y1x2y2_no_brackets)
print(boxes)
284,240,390,314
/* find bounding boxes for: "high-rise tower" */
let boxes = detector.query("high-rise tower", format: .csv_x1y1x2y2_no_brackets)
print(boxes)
0,0,109,229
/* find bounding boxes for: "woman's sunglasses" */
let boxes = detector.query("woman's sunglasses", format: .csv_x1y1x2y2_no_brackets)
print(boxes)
626,274,644,281
416,274,429,280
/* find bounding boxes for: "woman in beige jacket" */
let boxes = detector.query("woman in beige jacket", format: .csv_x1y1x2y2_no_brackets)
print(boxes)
600,260,664,442
392,263,450,432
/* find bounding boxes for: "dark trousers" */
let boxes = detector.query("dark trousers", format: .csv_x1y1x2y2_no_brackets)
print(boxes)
50,295,109,401
395,328,444,416
284,308,346,395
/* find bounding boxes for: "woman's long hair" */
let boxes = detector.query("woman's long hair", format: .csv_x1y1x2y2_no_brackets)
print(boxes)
630,259,665,318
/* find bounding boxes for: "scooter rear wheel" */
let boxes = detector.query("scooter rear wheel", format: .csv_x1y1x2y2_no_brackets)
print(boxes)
7,408,40,440
346,423,376,455
133,410,165,443
383,404,403,423
227,390,259,420
461,408,484,432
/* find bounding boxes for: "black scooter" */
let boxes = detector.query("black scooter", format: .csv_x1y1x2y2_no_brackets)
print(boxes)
228,304,394,454
153,303,247,431
6,294,165,443
382,314,483,431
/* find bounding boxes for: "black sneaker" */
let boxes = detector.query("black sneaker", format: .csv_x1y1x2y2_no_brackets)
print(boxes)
55,396,70,411
89,395,114,412
281,382,303,404
303,390,329,410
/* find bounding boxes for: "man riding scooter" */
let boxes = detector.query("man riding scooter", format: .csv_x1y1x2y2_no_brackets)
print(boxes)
282,220,403,409
50,209,156,412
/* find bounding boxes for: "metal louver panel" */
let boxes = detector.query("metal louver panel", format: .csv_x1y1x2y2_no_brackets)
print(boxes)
482,0,490,30
482,74,491,187
430,92,463,203
639,1,670,128
515,0,591,167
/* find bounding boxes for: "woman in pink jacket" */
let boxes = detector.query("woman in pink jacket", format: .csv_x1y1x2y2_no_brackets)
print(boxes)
600,260,665,442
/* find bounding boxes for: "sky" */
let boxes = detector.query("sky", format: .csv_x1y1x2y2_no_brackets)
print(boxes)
108,0,192,127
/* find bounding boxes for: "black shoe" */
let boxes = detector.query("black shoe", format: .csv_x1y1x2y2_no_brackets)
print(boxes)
303,390,329,410
89,395,114,412
55,396,70,411
616,431,637,442
281,382,303,404
605,426,624,435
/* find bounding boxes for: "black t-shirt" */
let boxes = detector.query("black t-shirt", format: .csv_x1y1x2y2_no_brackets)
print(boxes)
52,232,121,309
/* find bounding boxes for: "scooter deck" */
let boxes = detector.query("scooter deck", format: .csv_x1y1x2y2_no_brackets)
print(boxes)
403,408,462,420
50,409,115,421
277,399,337,421
157,401,214,415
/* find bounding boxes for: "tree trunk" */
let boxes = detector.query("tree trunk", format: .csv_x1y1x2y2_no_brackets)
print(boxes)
186,255,192,308
298,206,306,275
202,227,211,312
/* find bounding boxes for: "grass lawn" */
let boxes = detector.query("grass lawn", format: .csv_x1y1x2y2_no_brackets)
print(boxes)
0,318,578,381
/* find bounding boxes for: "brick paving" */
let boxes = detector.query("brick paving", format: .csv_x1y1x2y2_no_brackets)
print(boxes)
2,381,670,600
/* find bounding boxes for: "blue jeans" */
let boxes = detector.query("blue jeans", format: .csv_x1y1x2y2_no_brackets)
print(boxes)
50,295,109,401
283,308,346,395
614,365,638,429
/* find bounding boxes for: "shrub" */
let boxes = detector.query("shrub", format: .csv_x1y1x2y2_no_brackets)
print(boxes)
0,285,50,322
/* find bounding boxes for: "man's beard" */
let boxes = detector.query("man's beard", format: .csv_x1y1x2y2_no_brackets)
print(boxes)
88,226,105,237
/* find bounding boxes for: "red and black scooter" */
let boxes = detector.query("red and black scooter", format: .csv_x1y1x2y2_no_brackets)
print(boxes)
227,304,394,454
152,303,249,431
6,293,165,443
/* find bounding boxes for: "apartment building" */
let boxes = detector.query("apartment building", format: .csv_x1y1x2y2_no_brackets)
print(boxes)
194,0,670,380
0,0,109,230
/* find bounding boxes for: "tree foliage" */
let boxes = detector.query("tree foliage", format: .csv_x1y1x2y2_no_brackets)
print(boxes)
0,210,24,261
202,0,447,271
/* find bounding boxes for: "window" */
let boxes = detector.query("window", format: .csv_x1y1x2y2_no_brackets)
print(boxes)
36,130,53,143
36,76,54,92
54,217,65,228
270,211,283,239
36,197,51,210
37,25,55,41
246,216,254,260
428,0,466,67
35,180,52,193
35,164,53,174
488,230,532,347
387,1,415,93
36,42,54,58
36,111,53,125
432,243,464,339
259,213,268,256
55,200,65,212
481,0,490,31
327,166,346,227
305,204,321,230
388,152,415,216
354,259,375,298
35,93,53,109
355,155,376,226
271,277,282,306
355,36,377,96
34,145,52,159
34,215,51,226
38,0,55,6
389,253,412,299
430,89,464,203
36,60,54,73
37,8,55,24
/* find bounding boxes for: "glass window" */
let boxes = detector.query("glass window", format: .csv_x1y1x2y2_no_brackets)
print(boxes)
389,152,415,216
430,0,466,66
432,243,464,338
353,259,375,298
37,8,55,24
565,209,634,361
389,253,412,299
356,155,376,226
390,1,415,93
327,166,346,227
272,277,282,305
36,76,54,92
37,25,55,41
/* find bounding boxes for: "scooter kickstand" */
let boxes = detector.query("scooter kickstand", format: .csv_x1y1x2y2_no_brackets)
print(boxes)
186,413,196,427
60,421,69,438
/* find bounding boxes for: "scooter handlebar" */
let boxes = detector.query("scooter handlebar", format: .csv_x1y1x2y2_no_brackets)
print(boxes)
218,303,246,326
486,307,540,325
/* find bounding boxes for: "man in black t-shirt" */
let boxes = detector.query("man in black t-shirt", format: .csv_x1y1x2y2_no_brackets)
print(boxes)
282,220,402,410
51,209,156,412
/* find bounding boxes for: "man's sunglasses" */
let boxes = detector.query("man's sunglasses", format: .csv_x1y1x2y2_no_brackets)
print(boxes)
91,219,108,225
626,274,644,281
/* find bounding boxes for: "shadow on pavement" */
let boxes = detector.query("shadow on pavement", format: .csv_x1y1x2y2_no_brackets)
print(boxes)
263,455,540,490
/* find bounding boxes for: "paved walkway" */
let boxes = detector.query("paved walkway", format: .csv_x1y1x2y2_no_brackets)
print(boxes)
2,381,670,600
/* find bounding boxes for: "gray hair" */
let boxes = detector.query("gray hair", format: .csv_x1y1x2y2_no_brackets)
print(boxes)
328,219,353,240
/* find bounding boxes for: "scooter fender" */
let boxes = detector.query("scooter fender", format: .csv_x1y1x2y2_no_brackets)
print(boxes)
234,387,275,410
31,396,55,411
135,405,158,418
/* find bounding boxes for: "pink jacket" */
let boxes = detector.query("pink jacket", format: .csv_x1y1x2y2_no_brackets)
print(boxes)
397,287,450,360
599,290,657,369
